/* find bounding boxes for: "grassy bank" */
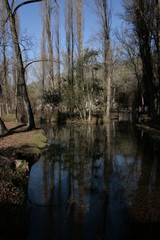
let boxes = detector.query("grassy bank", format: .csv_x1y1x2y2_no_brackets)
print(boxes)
0,123,47,160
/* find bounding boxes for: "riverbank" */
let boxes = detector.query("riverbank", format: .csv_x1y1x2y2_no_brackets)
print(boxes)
136,122,160,144
0,122,47,240
1,121,47,153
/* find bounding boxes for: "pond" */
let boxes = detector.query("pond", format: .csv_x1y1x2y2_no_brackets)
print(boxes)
26,120,160,240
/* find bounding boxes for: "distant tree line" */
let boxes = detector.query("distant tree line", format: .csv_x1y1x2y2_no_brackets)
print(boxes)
0,0,160,135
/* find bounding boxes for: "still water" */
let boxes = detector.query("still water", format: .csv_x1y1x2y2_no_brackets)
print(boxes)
26,121,160,240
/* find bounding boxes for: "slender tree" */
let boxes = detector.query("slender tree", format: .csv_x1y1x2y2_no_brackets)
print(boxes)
95,0,111,117
75,0,83,83
2,0,42,130
39,13,46,119
65,0,75,112
71,0,75,86
75,0,83,60
116,30,144,108
3,0,35,129
0,1,9,115
44,0,54,89
66,0,71,85
54,0,60,91
41,14,46,92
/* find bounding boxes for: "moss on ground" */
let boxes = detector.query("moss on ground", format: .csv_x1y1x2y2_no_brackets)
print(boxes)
0,127,47,161
2,113,18,122
21,129,47,149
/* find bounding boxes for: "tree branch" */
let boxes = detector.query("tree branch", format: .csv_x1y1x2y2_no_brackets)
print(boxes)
12,0,43,16
5,0,43,24
24,58,62,70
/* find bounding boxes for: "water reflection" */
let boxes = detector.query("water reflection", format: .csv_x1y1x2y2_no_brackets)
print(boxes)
26,122,160,240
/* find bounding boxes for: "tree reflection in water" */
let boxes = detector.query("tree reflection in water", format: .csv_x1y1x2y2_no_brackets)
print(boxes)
27,122,160,240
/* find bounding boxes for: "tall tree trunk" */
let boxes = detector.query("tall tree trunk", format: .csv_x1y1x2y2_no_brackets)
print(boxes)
2,27,9,114
3,0,35,129
0,9,9,115
106,60,111,117
76,0,83,82
40,15,46,118
41,16,46,92
157,0,160,114
76,0,83,59
103,0,111,117
94,0,111,117
66,0,75,112
55,1,61,92
66,0,71,85
71,0,74,86
11,56,18,122
45,0,54,89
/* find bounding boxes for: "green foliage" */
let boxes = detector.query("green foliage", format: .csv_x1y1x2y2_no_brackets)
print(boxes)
83,48,99,66
113,60,138,109
2,114,16,122
61,85,75,110
43,89,61,108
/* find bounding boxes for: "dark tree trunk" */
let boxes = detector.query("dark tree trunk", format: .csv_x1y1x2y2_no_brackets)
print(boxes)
103,0,111,117
3,0,35,129
0,117,8,136
157,0,160,114
135,0,156,118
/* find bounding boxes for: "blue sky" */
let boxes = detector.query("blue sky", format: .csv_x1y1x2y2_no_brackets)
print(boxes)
16,0,124,58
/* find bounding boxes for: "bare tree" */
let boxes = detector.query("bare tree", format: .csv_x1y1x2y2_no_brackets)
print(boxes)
40,14,46,92
2,0,43,130
11,54,19,123
44,0,54,89
66,0,71,85
116,29,144,108
0,1,9,115
65,0,75,113
95,0,111,117
75,0,83,84
70,0,75,86
54,0,60,91
75,0,83,59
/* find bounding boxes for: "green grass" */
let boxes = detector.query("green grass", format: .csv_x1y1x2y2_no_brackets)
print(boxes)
20,129,47,149
3,113,16,122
